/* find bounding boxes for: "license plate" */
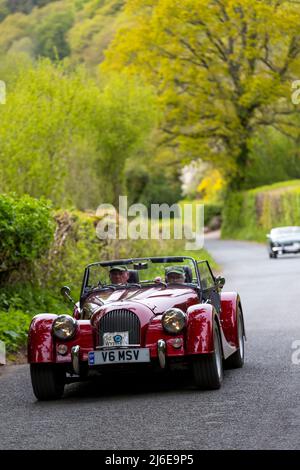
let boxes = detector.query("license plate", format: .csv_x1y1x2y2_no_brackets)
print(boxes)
103,331,129,347
88,348,150,365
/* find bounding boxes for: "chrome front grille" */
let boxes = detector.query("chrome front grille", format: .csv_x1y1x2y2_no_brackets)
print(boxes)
99,309,140,346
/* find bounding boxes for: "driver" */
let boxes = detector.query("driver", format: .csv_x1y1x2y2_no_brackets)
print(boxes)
165,266,186,284
109,265,129,285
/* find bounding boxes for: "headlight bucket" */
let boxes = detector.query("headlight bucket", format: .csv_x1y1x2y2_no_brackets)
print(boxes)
52,315,77,341
162,308,186,334
82,301,103,319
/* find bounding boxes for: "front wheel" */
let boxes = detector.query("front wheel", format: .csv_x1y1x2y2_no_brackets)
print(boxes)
192,322,223,390
30,364,65,400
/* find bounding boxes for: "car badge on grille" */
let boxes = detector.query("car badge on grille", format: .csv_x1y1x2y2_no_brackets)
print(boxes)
114,334,122,344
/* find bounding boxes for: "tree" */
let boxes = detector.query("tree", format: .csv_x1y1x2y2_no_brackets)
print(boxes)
6,0,55,15
102,0,300,190
0,59,156,209
34,10,74,60
93,74,157,206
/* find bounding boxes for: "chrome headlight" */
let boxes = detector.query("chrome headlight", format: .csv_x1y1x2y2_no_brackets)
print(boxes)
162,308,186,334
52,315,77,341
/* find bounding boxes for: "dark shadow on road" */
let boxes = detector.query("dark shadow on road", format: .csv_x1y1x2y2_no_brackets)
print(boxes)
61,370,196,401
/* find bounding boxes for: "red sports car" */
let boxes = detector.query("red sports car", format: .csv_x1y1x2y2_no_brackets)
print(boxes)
28,256,246,400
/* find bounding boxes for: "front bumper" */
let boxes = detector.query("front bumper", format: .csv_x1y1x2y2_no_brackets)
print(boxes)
70,339,182,375
271,245,300,254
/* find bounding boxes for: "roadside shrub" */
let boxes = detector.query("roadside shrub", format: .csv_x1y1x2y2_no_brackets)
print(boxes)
222,180,300,241
0,309,31,353
0,193,55,283
37,210,107,296
0,285,67,315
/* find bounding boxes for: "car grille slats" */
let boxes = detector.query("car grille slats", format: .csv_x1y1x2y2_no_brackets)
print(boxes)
99,309,140,346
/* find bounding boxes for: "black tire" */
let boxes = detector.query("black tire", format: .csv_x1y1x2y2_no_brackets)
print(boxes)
225,307,245,369
192,322,223,390
30,364,65,400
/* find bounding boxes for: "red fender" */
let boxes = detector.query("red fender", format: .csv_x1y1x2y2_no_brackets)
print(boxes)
28,314,57,363
145,317,185,358
220,292,244,347
28,314,94,364
186,303,217,355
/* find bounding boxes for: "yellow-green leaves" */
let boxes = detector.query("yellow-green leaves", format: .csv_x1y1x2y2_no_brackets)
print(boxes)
103,0,300,189
0,59,157,208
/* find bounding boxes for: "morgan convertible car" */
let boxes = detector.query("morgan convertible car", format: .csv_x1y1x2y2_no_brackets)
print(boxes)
267,226,300,258
28,256,246,400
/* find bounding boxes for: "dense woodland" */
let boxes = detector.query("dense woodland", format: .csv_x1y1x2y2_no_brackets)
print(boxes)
1,0,300,209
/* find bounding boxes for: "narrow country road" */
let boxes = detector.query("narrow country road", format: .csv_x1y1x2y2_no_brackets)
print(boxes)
1,237,300,450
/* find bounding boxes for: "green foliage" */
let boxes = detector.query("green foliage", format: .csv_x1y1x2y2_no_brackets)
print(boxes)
103,0,300,190
125,162,182,208
0,0,126,65
37,210,106,294
140,172,182,208
245,129,300,189
33,9,74,60
5,1,55,15
92,74,157,206
68,0,126,66
203,203,222,227
0,284,66,314
179,199,223,229
222,181,300,241
0,59,156,209
0,194,55,282
0,283,68,353
0,0,9,22
0,284,68,354
0,207,104,352
0,310,31,352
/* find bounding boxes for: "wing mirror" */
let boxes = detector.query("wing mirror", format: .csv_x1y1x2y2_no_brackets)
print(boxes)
60,286,75,305
215,275,225,290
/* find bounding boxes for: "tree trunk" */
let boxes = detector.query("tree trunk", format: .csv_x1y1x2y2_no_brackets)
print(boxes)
227,140,250,192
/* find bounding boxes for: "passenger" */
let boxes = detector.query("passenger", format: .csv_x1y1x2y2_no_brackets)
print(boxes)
165,266,186,284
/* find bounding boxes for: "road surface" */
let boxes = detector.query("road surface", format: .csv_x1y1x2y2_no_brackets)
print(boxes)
1,237,300,449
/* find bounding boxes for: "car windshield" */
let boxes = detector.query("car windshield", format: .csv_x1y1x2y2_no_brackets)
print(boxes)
84,257,198,291
271,227,300,235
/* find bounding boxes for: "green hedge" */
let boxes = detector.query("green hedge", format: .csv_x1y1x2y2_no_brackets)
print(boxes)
222,180,300,241
0,193,55,283
0,204,105,354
